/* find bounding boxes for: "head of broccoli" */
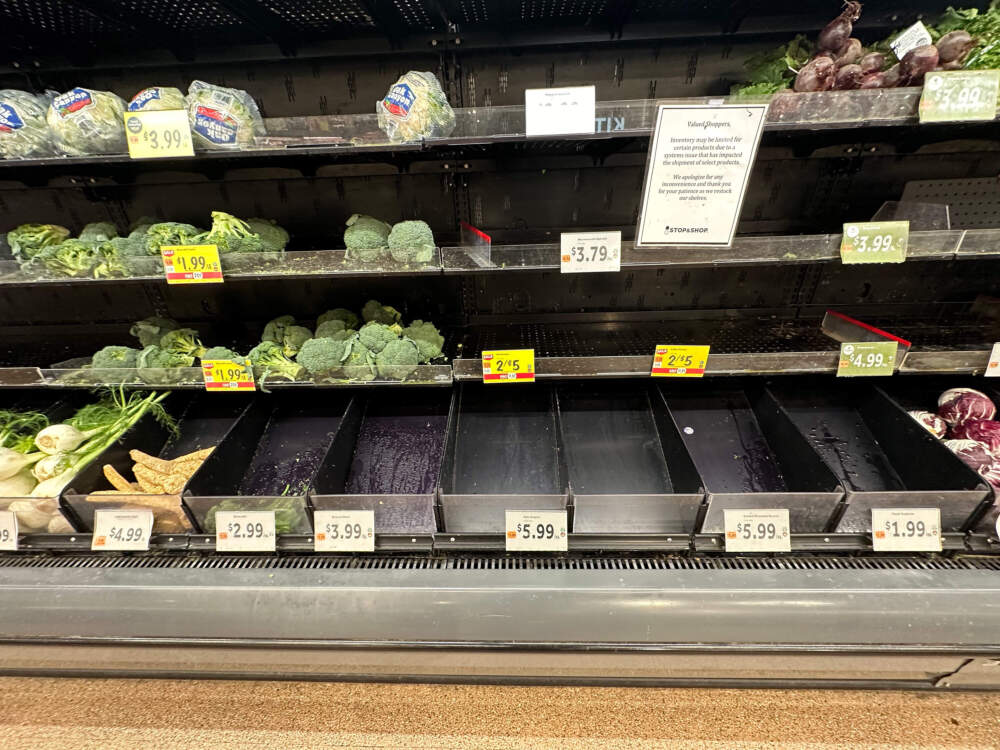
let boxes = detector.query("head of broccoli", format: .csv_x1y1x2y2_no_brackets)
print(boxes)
340,336,376,382
130,317,179,348
387,220,435,265
199,211,266,254
245,218,290,253
91,345,140,370
78,222,118,243
295,337,349,379
6,223,70,263
361,300,402,325
344,214,391,262
136,344,196,384
248,340,304,383
92,235,150,278
358,321,402,354
282,325,313,358
375,337,421,380
24,239,99,277
402,320,445,363
144,222,204,256
317,308,359,331
315,319,347,339
261,315,295,344
160,328,206,358
201,346,246,364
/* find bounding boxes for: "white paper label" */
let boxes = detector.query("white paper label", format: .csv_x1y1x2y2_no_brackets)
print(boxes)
724,509,791,552
891,21,932,59
525,86,596,137
505,510,568,552
872,508,941,552
985,342,1000,377
0,511,17,551
313,510,375,552
215,510,276,552
636,104,767,248
91,509,153,551
560,230,621,273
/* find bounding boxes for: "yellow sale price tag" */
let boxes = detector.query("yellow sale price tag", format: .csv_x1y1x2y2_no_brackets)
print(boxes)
161,244,223,284
482,349,535,383
202,359,255,392
124,110,194,159
651,345,710,377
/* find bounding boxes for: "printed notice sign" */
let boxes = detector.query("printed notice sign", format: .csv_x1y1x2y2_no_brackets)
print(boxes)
636,104,767,248
525,86,596,137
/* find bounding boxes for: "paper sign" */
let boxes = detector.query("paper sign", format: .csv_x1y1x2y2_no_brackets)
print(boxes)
724,509,791,552
525,86,596,137
0,511,17,551
651,345,710,377
161,245,223,284
314,510,375,552
561,231,621,273
124,110,194,159
985,342,1000,377
872,508,942,552
215,510,276,552
636,103,767,248
890,21,932,59
202,359,255,392
840,221,908,264
483,349,535,383
920,70,1000,123
837,341,897,377
505,510,568,552
91,509,153,551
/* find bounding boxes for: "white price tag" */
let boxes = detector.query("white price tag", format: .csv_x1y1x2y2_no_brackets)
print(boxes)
872,508,941,552
985,342,1000,378
215,510,276,552
313,510,375,552
890,21,932,60
505,510,568,552
724,509,791,552
91,509,153,551
525,86,595,137
0,511,17,551
560,230,621,273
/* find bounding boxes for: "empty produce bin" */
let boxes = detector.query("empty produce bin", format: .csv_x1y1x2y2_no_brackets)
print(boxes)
555,382,704,533
63,393,253,534
311,390,452,535
660,382,844,533
184,392,352,535
439,383,568,533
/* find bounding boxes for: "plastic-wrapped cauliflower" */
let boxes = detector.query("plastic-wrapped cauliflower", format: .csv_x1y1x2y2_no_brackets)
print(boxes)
128,87,187,112
0,89,57,159
47,87,127,156
377,71,456,143
187,81,265,150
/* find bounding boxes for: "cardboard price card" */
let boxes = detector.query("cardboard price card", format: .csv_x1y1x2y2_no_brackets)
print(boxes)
202,359,255,392
505,510,568,552
215,510,276,552
651,345,710,377
724,509,791,553
161,245,223,284
920,70,1000,123
124,110,194,159
840,221,908,264
0,511,17,551
483,349,535,383
314,510,375,552
986,342,1000,378
837,341,897,377
872,508,942,552
91,509,153,551
560,230,621,273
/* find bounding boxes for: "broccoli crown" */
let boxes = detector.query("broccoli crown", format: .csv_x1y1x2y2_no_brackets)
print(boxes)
78,222,118,243
137,344,195,369
201,346,245,364
130,317,179,348
387,220,435,264
317,308,359,331
129,216,159,233
361,299,402,325
199,211,266,254
248,340,304,382
261,315,295,344
245,218,290,252
295,337,349,377
282,325,313,357
344,214,391,261
358,321,402,354
402,320,445,363
6,223,70,263
315,319,347,339
340,336,376,382
375,337,421,380
25,239,99,277
145,222,202,255
160,327,206,358
91,345,140,370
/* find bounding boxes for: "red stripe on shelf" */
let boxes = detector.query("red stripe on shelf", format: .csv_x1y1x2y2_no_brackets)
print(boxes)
825,310,912,348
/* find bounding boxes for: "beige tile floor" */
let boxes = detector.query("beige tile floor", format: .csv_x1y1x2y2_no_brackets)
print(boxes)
0,677,998,749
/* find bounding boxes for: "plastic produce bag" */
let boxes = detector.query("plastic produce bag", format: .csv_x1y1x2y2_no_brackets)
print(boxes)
0,89,57,159
46,87,127,156
128,86,186,112
187,80,265,150
377,71,456,143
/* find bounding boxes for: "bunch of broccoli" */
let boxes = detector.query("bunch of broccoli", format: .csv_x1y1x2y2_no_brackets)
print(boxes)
343,214,436,266
85,318,206,385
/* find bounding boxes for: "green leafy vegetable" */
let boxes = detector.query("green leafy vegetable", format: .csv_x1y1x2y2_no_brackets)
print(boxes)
6,223,70,263
0,89,56,159
46,87,127,156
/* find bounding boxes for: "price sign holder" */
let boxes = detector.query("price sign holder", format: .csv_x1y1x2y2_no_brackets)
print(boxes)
314,510,375,552
0,511,17,551
840,221,908,264
202,359,255,392
560,231,621,273
524,85,595,137
215,510,276,552
161,244,223,284
505,510,568,552
985,342,1000,378
836,341,897,377
124,110,194,159
482,349,535,383
91,509,153,551
651,345,710,378
872,508,942,552
723,509,791,552
920,70,1000,123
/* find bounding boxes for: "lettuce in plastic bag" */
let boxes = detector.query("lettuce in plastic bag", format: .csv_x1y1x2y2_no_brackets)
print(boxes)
377,71,456,143
0,89,57,159
128,86,186,112
186,81,265,150
46,87,127,156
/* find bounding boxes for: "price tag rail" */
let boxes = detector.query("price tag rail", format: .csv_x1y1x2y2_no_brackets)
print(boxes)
693,531,970,553
432,532,691,553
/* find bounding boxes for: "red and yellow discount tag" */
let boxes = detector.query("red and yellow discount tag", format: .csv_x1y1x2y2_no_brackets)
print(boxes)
651,345,710,378
482,349,535,383
161,244,223,284
202,359,255,392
